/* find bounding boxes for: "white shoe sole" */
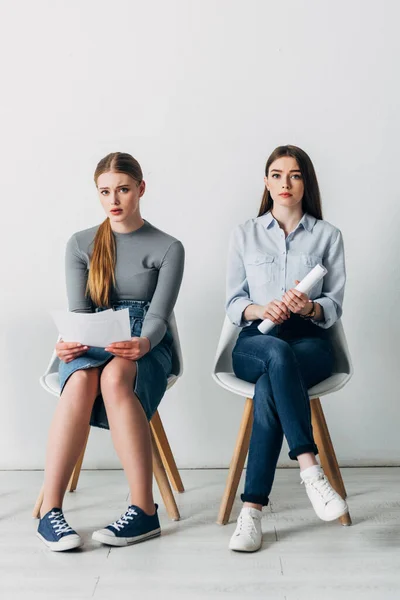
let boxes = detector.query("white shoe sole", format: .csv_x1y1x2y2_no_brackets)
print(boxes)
313,503,349,522
229,541,261,552
37,532,83,552
229,534,262,552
92,527,161,547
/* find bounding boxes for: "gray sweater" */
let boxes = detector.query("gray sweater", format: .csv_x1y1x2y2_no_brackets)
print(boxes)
65,220,185,349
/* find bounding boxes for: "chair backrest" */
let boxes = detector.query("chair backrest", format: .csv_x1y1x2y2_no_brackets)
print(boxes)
41,311,183,381
213,315,353,378
168,311,183,378
326,318,353,377
212,316,241,376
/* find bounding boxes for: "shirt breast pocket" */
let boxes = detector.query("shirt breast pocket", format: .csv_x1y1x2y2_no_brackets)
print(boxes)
245,253,275,287
300,253,324,296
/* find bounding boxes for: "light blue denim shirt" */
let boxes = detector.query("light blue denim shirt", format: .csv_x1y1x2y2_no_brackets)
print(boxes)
226,211,346,329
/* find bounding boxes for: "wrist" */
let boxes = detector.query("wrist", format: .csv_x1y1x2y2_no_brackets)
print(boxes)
141,336,151,353
244,304,262,322
254,304,265,320
300,301,315,318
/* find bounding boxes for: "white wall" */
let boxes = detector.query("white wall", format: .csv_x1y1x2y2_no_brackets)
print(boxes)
1,0,399,469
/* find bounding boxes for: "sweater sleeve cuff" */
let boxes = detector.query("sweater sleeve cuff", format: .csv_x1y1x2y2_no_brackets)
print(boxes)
141,318,167,350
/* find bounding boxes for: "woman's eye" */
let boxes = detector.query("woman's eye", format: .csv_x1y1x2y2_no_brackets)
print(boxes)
101,190,109,195
292,174,302,180
271,174,280,179
120,187,129,193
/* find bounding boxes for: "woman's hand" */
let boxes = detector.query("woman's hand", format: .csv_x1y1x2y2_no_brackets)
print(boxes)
256,299,291,324
105,337,151,361
56,341,89,363
282,280,313,315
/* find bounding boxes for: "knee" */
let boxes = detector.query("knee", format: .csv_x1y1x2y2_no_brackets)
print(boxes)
100,360,137,399
67,368,99,393
267,339,295,369
61,368,99,410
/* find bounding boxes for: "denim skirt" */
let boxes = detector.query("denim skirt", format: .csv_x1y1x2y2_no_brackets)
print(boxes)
58,300,173,430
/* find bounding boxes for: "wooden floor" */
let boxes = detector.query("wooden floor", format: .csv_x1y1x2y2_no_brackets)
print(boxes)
0,468,399,600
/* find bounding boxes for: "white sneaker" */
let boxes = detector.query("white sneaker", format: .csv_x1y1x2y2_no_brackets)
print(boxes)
301,470,348,521
228,507,262,552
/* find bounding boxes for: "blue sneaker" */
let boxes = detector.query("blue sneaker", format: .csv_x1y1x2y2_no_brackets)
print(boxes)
92,504,161,547
37,508,83,551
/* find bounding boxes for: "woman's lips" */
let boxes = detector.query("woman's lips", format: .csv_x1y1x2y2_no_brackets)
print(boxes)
279,193,292,197
110,209,122,215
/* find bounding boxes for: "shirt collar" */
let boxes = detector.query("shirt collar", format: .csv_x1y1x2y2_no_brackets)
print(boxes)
258,211,317,233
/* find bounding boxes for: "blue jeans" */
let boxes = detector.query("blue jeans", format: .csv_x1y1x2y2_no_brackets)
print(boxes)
232,315,334,506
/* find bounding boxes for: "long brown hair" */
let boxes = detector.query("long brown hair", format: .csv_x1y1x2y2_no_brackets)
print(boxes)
87,152,143,308
258,145,323,220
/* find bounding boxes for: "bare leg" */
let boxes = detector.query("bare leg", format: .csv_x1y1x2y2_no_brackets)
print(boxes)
297,452,318,470
100,357,155,515
41,368,100,516
244,502,263,510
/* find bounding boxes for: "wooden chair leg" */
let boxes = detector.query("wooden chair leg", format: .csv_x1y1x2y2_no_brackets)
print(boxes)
32,484,44,519
339,512,352,526
217,397,254,525
150,410,184,493
311,397,351,526
151,429,180,521
67,426,90,492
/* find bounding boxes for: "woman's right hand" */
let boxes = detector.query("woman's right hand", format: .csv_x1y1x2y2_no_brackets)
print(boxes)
256,300,291,324
56,340,89,363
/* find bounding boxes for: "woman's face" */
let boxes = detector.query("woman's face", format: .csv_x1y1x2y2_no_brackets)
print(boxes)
264,156,304,208
97,171,145,224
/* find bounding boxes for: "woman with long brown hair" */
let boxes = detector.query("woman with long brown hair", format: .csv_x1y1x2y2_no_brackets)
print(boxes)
37,152,184,551
226,145,348,552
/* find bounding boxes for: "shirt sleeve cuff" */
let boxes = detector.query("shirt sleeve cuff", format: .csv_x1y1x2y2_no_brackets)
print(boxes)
227,299,254,328
311,297,338,329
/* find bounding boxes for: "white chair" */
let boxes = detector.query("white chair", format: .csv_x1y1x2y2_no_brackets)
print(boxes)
212,316,354,526
33,312,184,521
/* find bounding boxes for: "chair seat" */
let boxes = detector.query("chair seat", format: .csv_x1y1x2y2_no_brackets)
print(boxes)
44,372,178,397
214,371,351,400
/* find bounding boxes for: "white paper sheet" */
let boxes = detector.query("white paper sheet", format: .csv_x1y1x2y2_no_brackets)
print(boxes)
51,308,132,347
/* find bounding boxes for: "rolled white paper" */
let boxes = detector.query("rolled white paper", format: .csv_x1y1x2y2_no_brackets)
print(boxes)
257,263,328,334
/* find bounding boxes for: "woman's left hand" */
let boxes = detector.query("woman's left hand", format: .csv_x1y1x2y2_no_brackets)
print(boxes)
282,280,313,315
105,337,151,360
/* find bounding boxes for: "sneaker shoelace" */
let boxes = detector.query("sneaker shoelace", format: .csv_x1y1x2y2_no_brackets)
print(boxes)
110,507,139,532
236,512,259,539
49,511,73,537
302,474,337,505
